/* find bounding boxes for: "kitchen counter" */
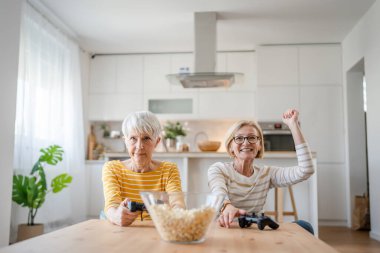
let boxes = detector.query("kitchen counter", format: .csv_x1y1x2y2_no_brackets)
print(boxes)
99,151,316,161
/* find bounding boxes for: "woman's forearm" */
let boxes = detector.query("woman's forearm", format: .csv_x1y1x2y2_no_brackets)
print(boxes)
106,207,118,224
288,121,306,146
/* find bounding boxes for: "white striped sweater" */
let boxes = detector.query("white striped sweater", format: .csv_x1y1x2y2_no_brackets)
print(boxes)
207,143,315,213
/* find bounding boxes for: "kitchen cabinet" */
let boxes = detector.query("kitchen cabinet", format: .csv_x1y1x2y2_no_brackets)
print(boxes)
258,46,298,86
143,54,171,93
88,93,144,121
116,55,144,93
89,56,116,93
88,51,258,120
198,91,255,119
227,52,256,91
144,92,198,120
299,45,342,85
88,55,144,120
258,45,345,226
86,162,105,218
300,86,345,163
316,163,347,225
256,86,299,121
89,55,144,94
216,52,227,72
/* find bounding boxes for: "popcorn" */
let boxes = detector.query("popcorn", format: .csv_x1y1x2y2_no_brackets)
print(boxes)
149,204,215,242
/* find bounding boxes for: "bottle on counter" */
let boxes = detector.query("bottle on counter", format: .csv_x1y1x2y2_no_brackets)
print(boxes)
87,125,97,160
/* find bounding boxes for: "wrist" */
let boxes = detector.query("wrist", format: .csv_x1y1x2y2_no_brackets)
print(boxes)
220,200,231,214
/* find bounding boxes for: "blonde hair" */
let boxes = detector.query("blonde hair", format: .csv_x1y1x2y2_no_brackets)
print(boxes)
225,120,264,158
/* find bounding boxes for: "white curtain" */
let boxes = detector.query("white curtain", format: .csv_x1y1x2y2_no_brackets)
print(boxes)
11,2,86,241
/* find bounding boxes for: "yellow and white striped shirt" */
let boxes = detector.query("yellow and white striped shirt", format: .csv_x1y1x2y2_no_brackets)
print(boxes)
102,160,182,218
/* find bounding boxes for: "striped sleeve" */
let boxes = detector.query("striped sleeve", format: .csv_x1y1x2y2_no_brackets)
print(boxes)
164,162,182,192
208,162,230,200
102,161,123,212
269,143,315,187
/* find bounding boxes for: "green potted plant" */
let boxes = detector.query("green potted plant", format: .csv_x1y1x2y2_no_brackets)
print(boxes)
12,145,73,241
163,121,187,151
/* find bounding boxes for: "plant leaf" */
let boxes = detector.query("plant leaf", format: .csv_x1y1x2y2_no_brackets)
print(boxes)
30,161,42,175
51,173,72,193
26,177,38,207
39,145,64,165
12,175,29,207
37,165,47,191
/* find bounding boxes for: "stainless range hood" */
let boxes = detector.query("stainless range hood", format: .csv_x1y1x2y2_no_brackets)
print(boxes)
167,12,243,88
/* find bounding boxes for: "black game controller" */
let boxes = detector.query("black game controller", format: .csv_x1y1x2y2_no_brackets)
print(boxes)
127,201,147,221
238,213,279,230
127,201,146,212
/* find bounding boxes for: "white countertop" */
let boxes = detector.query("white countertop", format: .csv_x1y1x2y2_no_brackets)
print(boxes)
86,151,317,164
85,151,316,162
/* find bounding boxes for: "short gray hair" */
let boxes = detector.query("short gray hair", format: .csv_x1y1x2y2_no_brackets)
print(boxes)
122,111,162,139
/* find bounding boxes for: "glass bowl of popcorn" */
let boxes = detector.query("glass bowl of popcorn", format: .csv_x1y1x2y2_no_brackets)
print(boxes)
140,191,224,244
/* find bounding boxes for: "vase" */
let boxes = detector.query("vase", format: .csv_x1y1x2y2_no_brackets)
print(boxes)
176,136,185,152
165,138,176,151
17,224,44,242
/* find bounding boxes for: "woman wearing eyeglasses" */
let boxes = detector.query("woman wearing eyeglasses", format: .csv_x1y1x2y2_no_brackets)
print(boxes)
208,109,315,233
102,111,183,226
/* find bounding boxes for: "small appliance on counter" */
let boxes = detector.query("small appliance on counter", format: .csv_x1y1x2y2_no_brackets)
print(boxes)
259,122,295,151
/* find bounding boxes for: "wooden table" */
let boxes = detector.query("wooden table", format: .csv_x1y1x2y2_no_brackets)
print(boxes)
0,219,338,253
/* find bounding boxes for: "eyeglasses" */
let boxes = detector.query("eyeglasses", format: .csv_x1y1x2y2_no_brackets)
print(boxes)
233,135,261,144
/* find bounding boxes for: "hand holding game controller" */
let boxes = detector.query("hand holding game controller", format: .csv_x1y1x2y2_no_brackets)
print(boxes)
238,213,279,230
127,201,146,212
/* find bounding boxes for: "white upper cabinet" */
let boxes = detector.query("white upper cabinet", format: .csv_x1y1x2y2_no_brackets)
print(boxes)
89,55,144,94
227,52,256,91
216,52,227,72
256,86,299,121
88,93,143,121
88,55,144,120
143,54,171,93
198,91,255,120
299,45,342,85
89,56,116,93
300,86,345,163
116,55,144,93
258,46,298,86
144,92,198,120
88,52,258,120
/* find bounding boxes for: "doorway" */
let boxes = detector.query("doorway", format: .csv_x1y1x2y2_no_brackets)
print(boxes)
346,58,370,229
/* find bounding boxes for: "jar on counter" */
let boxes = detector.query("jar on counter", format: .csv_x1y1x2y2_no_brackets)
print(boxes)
176,136,188,152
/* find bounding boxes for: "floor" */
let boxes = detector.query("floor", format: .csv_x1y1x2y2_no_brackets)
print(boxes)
319,226,380,253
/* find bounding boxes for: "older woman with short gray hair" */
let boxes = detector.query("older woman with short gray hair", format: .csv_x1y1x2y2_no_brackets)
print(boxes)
102,111,182,226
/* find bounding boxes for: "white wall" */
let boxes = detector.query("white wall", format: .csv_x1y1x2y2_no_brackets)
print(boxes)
346,68,367,220
342,0,380,241
0,0,22,246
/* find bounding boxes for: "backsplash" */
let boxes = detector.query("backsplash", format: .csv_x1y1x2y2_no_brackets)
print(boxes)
89,119,238,154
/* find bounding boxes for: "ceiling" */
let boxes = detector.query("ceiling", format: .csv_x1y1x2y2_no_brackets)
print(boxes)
36,0,375,54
